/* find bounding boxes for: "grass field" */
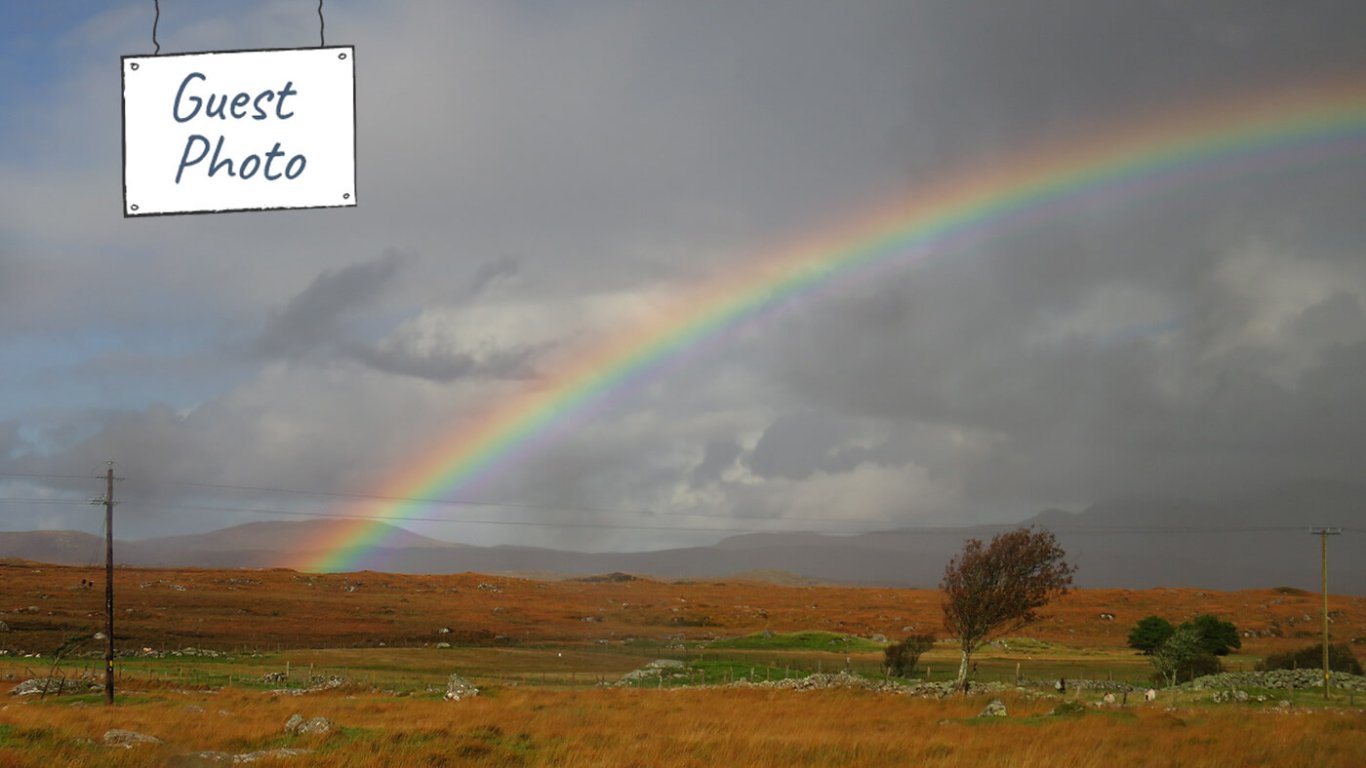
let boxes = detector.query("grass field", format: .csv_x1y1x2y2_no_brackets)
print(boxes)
2,560,1364,765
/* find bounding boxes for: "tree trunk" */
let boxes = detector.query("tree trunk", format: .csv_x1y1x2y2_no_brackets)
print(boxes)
956,647,971,693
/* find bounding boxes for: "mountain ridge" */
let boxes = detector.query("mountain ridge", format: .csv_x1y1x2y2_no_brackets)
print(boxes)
2,479,1361,591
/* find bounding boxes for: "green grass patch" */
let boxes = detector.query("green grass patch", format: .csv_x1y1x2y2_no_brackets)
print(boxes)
708,631,882,653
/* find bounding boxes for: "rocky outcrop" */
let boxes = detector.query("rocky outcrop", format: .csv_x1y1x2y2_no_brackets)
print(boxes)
187,748,311,763
615,659,689,686
9,677,100,696
103,729,162,748
445,673,479,701
978,699,1008,717
284,714,337,736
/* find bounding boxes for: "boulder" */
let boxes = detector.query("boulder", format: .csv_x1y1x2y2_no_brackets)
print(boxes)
445,673,479,701
1049,701,1088,717
977,699,1008,717
103,729,162,748
284,714,336,735
0,620,9,632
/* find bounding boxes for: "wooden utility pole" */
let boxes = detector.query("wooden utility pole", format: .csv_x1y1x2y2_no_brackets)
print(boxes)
103,463,116,705
1310,527,1341,701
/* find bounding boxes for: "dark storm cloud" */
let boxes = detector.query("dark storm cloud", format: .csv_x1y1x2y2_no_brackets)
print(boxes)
343,339,540,383
253,252,541,383
690,439,741,487
254,251,408,359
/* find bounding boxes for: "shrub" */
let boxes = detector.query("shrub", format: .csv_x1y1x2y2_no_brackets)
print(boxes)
1128,615,1175,654
884,634,935,677
1181,614,1240,656
1257,643,1363,675
1151,625,1223,686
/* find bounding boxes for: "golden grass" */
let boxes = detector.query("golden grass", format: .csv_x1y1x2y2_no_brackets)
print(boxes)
2,686,1364,767
2,561,1361,657
3,561,1363,765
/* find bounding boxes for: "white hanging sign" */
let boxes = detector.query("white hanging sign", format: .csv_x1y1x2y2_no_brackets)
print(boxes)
122,46,356,217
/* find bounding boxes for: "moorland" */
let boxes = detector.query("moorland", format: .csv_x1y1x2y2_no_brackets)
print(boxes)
1,560,1364,766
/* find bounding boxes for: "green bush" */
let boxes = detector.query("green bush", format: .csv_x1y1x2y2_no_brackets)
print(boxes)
1150,625,1224,686
1128,615,1175,654
884,634,935,677
1257,643,1363,675
1181,614,1240,656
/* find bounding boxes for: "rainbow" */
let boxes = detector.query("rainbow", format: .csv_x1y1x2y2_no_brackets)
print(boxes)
298,80,1366,571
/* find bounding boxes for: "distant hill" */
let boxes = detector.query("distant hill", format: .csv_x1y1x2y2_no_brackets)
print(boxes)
1,480,1361,591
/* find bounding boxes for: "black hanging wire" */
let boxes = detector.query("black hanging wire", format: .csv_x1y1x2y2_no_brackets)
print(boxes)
318,0,325,47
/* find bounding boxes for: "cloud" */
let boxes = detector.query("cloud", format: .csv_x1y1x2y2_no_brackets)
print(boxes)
254,250,407,359
689,439,741,487
470,256,520,296
5,2,1366,548
344,338,539,382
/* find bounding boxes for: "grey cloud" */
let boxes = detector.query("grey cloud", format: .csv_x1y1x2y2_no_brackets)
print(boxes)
0,420,23,460
690,439,741,487
746,414,894,481
254,251,407,359
343,340,539,383
252,252,541,382
471,256,520,296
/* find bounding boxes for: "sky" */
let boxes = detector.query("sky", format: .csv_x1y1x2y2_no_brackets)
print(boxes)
2,1,1366,552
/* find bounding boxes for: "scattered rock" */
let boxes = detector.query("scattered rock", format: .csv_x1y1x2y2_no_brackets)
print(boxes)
1049,701,1088,717
978,696,1010,716
189,747,311,763
0,620,8,632
103,729,162,748
10,677,100,696
445,673,479,701
437,627,451,635
977,699,1008,717
436,642,451,649
283,714,336,735
870,634,888,644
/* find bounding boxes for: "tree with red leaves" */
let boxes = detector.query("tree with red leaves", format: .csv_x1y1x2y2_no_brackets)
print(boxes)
941,528,1076,693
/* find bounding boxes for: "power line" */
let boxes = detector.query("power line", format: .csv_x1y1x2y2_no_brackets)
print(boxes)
0,472,102,481
0,497,102,506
